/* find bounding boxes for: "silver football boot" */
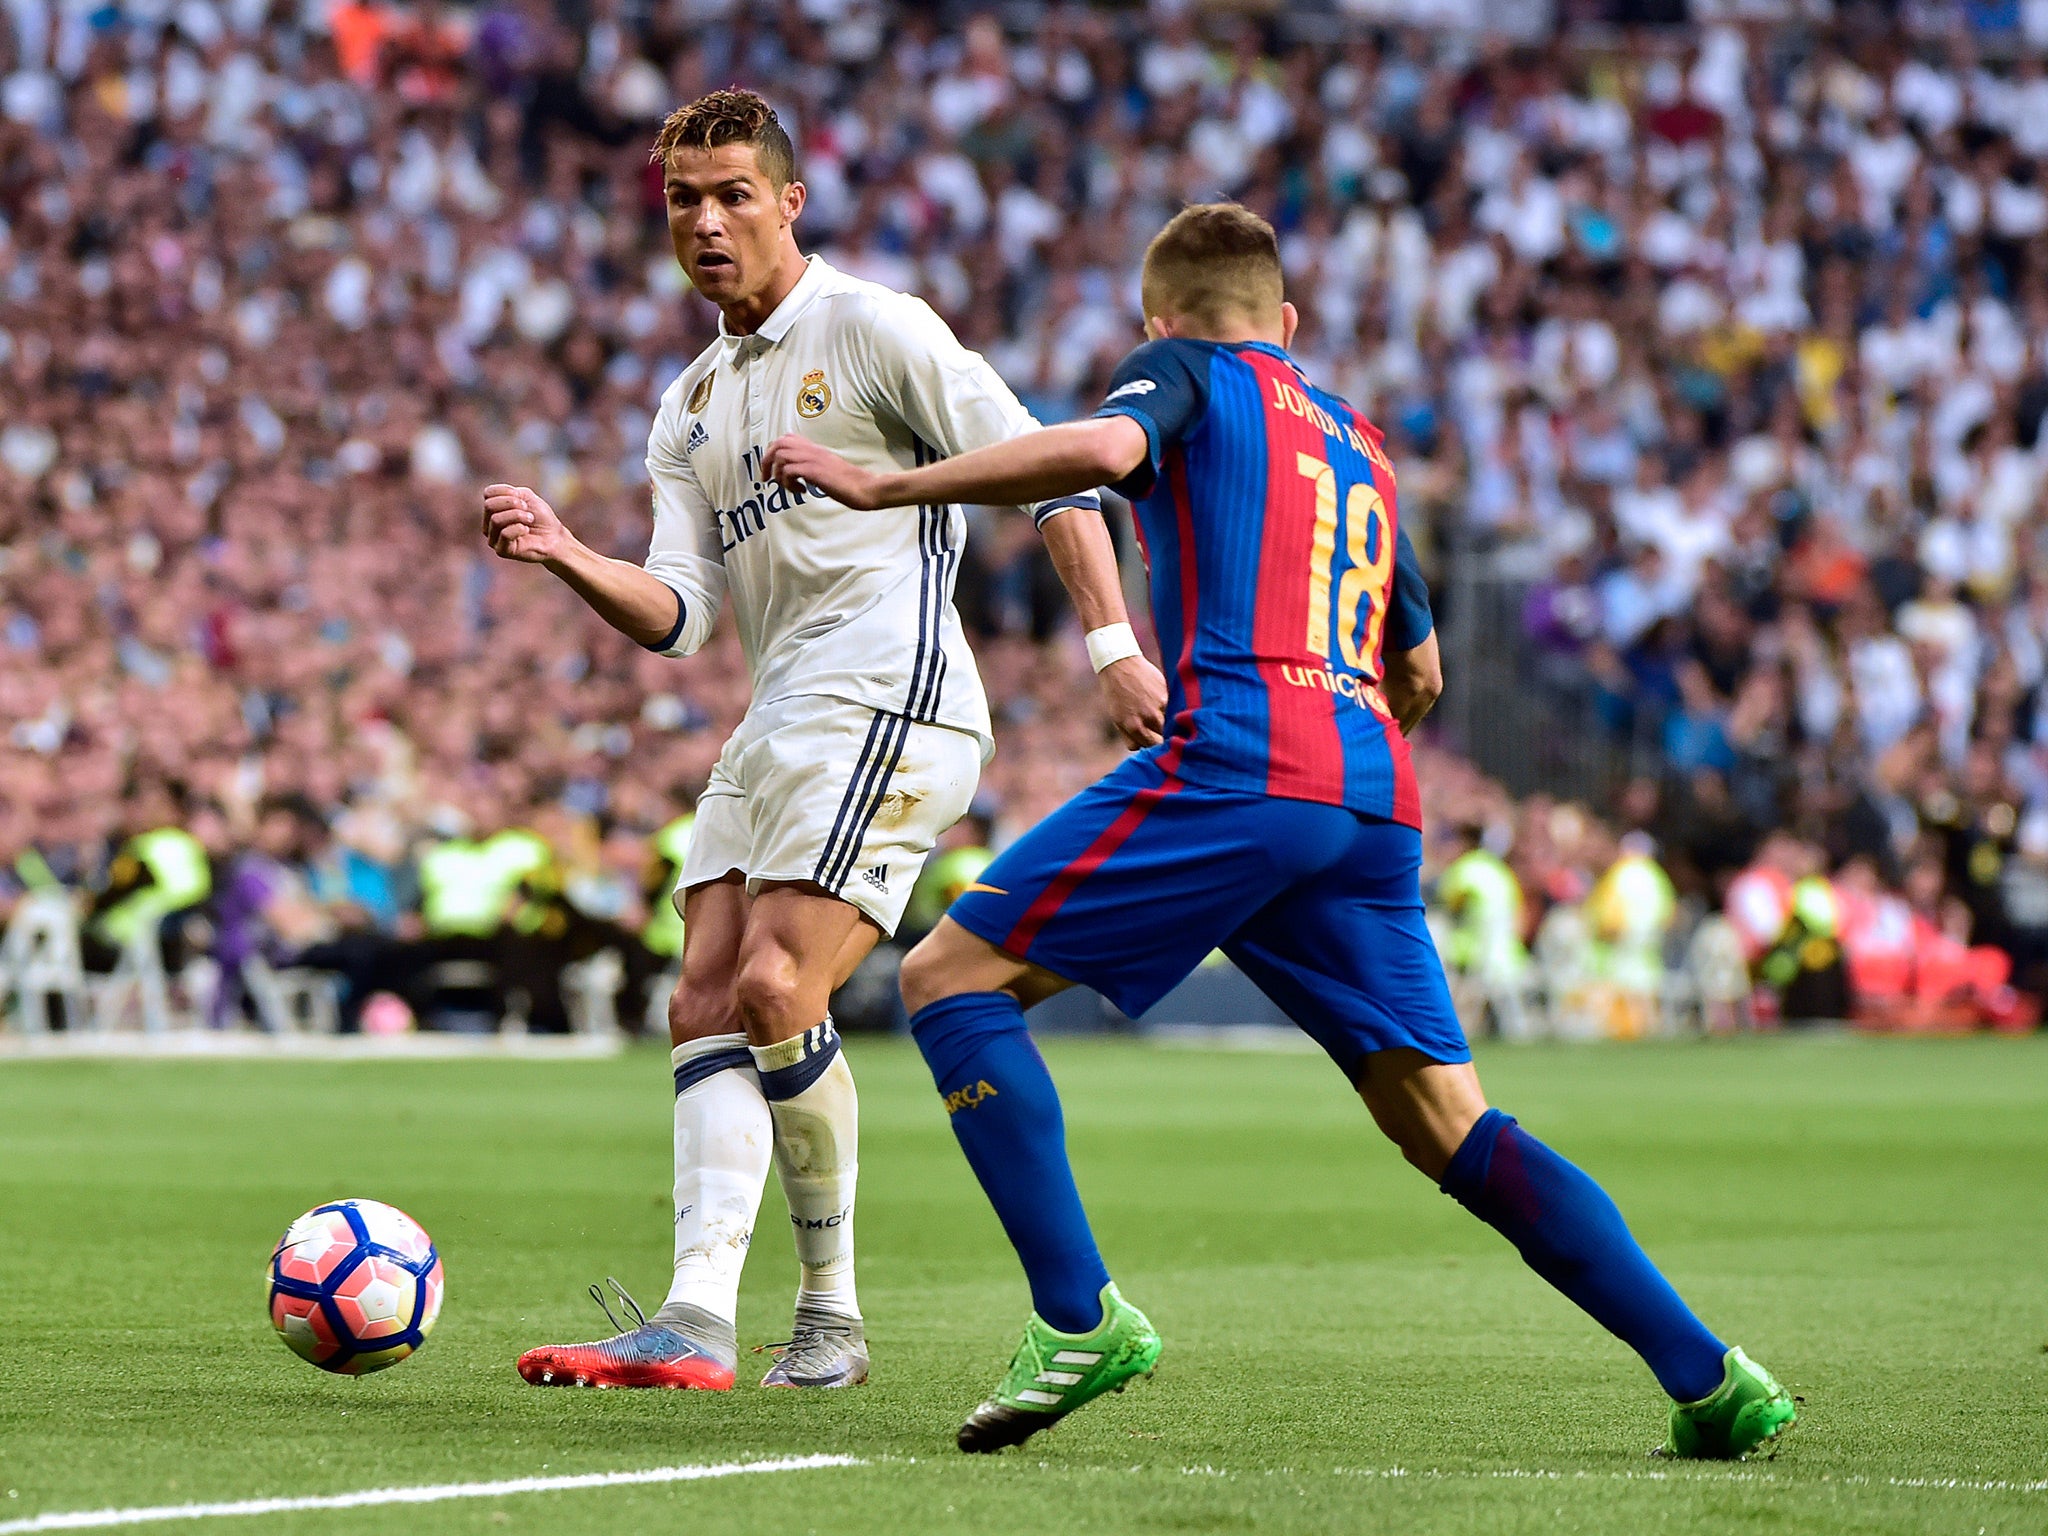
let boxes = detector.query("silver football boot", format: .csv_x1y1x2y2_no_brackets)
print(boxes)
757,1301,870,1388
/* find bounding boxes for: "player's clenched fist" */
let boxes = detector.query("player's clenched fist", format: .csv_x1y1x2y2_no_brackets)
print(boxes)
481,484,570,563
1098,655,1168,749
762,434,884,509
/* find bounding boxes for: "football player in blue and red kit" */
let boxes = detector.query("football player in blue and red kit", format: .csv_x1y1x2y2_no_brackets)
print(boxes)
762,203,1795,1460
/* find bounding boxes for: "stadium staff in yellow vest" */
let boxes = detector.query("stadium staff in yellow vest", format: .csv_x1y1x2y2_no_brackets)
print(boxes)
1584,833,1678,1039
406,818,555,1027
417,826,554,939
84,789,214,973
640,814,696,963
1435,823,1534,1040
1757,870,1849,1024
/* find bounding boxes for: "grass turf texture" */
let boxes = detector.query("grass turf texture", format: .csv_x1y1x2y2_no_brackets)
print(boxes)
2,1034,2044,1534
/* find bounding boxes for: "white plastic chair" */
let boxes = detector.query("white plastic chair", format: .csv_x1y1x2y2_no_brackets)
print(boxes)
561,948,624,1037
243,955,342,1034
86,925,178,1034
2,891,90,1034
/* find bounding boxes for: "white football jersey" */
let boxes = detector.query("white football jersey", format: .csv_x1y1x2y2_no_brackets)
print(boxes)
642,255,1098,751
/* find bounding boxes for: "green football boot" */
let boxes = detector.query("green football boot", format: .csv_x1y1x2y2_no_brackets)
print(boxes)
957,1282,1162,1453
1660,1346,1797,1459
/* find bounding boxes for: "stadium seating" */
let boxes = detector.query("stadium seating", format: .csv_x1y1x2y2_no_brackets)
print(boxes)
4,2,2047,1036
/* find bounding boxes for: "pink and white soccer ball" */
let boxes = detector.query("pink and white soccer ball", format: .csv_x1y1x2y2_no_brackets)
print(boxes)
268,1199,444,1375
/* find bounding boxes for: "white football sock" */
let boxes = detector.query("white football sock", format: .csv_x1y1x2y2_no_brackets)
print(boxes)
661,1033,772,1327
751,1020,861,1320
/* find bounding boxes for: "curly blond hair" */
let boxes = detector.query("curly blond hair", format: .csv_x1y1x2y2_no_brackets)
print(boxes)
649,88,795,187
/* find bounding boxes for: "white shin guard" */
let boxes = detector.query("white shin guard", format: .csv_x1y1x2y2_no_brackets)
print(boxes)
661,1034,773,1327
751,1021,861,1320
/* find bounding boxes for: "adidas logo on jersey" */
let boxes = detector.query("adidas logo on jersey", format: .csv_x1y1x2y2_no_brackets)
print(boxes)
684,419,709,456
860,865,888,892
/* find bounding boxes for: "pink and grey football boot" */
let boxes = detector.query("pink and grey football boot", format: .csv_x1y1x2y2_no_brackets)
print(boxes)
515,1279,736,1390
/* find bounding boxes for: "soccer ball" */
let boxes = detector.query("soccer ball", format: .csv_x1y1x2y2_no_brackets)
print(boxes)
267,1199,444,1375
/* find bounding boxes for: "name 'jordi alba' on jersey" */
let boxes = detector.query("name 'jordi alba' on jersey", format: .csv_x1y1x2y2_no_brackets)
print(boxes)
639,254,1098,754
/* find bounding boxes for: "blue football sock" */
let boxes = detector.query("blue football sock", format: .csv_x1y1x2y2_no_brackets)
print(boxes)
909,991,1111,1334
1439,1108,1728,1403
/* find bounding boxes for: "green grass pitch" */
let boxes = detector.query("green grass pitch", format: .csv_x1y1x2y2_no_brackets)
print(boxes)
3,1033,2046,1534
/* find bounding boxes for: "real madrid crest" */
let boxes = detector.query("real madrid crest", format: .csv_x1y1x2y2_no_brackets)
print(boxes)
687,371,713,415
796,369,832,419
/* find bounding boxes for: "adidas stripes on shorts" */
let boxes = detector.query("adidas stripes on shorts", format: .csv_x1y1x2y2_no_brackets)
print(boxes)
678,694,981,934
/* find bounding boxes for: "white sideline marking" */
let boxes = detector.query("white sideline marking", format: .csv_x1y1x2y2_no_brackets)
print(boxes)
0,1455,860,1533
1870,1475,2048,1494
0,1031,622,1062
869,1454,2048,1497
1188,1465,2048,1495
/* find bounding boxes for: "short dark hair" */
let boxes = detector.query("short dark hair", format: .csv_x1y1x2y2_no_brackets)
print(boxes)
1141,203,1284,329
650,88,796,188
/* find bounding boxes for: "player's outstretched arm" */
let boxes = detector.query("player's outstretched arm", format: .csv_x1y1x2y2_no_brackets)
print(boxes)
481,483,684,650
1383,630,1443,737
761,418,1150,513
761,425,1165,746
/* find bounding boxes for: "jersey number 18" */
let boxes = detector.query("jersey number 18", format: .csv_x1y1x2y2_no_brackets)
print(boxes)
1297,451,1393,676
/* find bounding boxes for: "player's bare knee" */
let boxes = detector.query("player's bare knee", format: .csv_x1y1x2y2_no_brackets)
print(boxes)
897,939,953,1016
1357,1055,1488,1181
732,947,808,1041
667,975,737,1047
900,922,1014,1015
1356,1086,1438,1175
1384,1111,1463,1180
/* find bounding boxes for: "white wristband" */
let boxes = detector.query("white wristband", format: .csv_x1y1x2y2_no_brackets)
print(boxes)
1084,622,1142,674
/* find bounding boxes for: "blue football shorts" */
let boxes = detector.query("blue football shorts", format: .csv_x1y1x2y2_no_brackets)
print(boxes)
948,751,1470,1082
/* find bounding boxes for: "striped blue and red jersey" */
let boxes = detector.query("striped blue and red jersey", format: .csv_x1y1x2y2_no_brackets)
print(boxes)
1093,338,1431,828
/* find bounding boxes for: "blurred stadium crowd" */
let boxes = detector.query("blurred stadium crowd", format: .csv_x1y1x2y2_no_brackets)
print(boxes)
4,0,2048,1034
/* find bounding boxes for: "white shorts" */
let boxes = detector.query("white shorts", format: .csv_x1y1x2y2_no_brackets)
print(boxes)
677,695,982,934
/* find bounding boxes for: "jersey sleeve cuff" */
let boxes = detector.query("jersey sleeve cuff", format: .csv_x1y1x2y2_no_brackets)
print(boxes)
1091,404,1163,499
1394,610,1435,648
1386,595,1435,651
1092,404,1161,466
1030,492,1101,529
642,585,688,655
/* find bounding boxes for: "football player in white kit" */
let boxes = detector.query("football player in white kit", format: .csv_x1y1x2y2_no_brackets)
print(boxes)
481,90,1165,1391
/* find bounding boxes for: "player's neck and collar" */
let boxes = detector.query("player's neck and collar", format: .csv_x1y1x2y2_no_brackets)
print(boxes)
1171,333,1303,378
1148,303,1299,368
717,250,828,350
1221,338,1297,367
